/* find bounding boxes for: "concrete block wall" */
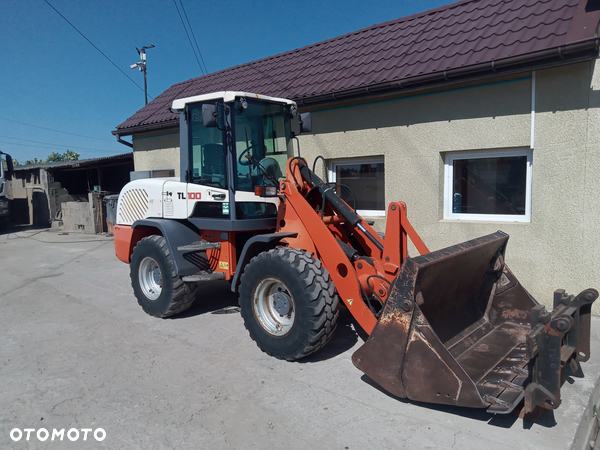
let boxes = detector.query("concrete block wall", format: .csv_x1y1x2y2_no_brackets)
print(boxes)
61,200,93,233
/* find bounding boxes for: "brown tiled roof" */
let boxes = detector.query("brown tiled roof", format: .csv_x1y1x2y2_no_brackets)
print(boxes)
115,0,600,135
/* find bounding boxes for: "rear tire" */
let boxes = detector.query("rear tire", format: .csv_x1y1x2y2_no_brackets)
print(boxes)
239,247,339,360
130,235,199,317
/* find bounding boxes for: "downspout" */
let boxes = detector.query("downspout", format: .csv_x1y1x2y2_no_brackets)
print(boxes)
115,133,133,149
531,71,536,149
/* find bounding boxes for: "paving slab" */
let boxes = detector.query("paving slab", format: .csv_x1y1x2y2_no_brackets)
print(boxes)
0,229,599,450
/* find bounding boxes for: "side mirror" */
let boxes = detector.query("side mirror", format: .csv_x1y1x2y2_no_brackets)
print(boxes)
299,112,312,134
202,104,218,128
5,154,13,177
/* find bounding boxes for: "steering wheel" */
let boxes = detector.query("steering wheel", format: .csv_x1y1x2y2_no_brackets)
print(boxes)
259,157,282,182
238,146,254,166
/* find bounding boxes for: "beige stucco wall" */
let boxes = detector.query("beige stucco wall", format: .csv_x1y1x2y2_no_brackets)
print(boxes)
301,61,600,312
132,131,180,176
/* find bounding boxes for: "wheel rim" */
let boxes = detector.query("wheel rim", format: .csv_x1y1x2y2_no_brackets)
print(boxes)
139,256,162,300
252,277,295,336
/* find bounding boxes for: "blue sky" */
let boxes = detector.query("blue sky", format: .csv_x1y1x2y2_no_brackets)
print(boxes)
1,0,451,163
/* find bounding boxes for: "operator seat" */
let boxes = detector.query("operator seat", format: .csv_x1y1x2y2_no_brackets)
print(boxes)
259,157,283,184
202,144,225,188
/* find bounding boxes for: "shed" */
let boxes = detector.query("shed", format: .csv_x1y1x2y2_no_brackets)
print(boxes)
8,153,133,233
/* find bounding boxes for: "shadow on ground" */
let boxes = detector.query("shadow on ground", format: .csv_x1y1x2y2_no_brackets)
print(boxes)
174,285,362,362
299,307,361,363
358,374,557,429
172,280,239,318
0,223,32,235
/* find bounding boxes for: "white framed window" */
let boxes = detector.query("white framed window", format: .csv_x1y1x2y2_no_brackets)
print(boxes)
329,157,385,217
444,148,532,222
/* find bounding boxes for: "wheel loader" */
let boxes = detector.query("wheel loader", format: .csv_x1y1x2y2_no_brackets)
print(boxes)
114,91,597,416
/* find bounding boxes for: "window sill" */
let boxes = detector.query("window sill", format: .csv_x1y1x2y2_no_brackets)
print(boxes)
357,211,385,218
439,218,530,225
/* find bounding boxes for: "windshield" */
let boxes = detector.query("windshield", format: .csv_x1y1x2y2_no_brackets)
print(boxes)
233,98,293,192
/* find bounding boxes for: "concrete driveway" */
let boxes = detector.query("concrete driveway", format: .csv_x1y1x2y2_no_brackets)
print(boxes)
1,229,599,449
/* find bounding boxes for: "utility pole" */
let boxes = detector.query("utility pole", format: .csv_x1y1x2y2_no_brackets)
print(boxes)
131,45,155,105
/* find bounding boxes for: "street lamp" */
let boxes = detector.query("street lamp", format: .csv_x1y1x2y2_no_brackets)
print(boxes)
131,45,155,105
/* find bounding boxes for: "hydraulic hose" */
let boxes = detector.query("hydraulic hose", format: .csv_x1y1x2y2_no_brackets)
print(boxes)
299,163,384,252
299,164,361,226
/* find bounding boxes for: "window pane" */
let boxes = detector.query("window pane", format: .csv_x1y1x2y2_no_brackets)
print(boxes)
336,162,384,211
151,169,175,178
233,99,292,192
189,104,227,189
452,156,527,215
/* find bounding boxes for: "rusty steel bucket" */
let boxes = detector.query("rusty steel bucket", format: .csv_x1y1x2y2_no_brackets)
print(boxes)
352,231,598,414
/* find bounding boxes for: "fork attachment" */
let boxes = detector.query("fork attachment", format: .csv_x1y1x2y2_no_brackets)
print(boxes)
524,288,597,412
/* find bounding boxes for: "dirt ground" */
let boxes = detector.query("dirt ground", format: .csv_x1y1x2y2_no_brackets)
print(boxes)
1,229,599,450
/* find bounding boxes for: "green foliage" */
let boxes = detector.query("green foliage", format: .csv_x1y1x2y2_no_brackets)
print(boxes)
1,157,18,170
24,157,45,165
1,150,80,169
21,151,80,166
46,150,80,162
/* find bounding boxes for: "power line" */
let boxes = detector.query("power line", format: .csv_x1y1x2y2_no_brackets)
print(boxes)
0,141,115,154
43,0,153,100
179,0,209,74
173,0,205,75
0,117,113,142
0,135,116,153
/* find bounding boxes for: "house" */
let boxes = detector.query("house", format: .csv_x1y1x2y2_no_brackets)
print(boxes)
8,153,133,232
112,0,600,309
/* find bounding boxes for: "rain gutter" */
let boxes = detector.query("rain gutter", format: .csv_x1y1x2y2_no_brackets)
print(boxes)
296,37,600,107
114,133,134,149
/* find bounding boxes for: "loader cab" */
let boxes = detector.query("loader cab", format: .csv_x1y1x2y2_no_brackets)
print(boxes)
174,92,295,229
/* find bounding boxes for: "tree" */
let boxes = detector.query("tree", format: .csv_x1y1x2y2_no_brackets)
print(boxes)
2,150,80,168
24,157,44,165
46,150,80,162
2,158,19,170
18,151,81,166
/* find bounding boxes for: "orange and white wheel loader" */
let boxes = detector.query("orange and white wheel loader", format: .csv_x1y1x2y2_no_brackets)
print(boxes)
113,91,597,417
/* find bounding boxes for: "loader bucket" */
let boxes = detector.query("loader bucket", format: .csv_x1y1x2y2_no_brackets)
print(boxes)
352,231,598,414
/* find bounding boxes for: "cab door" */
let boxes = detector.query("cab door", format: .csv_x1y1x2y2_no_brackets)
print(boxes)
186,103,231,219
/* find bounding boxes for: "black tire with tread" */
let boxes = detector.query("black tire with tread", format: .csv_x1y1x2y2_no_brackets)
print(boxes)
130,235,199,318
239,247,339,360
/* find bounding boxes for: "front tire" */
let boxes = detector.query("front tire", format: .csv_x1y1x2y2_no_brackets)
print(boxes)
239,247,339,360
130,235,198,317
